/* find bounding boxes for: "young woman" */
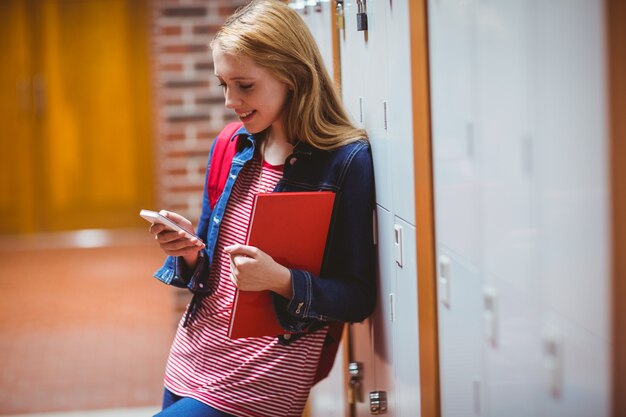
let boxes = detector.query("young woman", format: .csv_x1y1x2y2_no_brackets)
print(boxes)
149,1,375,416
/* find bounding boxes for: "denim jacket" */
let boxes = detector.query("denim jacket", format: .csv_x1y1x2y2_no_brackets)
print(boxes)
154,126,376,334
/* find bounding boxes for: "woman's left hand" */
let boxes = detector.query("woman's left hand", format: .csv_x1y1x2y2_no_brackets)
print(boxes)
224,244,293,299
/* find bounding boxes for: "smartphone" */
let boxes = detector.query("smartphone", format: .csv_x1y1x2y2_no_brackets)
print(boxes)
140,209,201,241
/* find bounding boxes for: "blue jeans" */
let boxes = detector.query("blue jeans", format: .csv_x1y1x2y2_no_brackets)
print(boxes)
154,388,236,417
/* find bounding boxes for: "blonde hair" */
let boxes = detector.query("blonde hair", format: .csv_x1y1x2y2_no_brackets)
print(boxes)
211,0,367,150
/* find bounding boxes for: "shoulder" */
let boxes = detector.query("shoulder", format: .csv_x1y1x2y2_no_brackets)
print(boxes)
317,139,372,183
329,139,372,166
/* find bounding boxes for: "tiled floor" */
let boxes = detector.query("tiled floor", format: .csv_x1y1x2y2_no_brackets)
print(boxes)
0,230,178,415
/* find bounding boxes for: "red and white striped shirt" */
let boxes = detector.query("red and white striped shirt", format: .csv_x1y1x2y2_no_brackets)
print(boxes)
164,156,328,417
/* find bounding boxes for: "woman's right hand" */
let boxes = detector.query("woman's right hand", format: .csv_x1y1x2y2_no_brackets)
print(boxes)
149,210,205,267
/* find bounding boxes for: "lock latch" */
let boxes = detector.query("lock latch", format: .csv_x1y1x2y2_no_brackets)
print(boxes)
369,390,388,414
348,361,364,403
336,0,345,30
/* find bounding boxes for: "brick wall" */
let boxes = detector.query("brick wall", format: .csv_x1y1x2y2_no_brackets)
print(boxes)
150,0,248,224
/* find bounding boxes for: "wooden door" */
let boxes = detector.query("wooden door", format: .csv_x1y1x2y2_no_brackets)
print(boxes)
0,1,35,234
0,0,153,234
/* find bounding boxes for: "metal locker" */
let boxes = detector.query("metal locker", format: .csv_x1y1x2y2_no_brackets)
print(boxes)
372,205,397,414
363,0,393,214
474,0,536,296
430,0,612,416
341,0,394,212
436,249,484,417
482,278,543,417
386,0,415,226
428,0,481,266
532,2,610,416
541,312,610,417
339,0,367,131
473,3,541,413
392,218,420,417
349,318,377,415
531,0,610,347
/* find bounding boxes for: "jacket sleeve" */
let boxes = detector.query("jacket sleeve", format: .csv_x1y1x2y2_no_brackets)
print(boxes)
272,144,377,332
152,141,216,289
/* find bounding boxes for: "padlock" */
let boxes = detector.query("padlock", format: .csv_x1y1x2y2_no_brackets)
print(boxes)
356,0,368,31
356,11,368,31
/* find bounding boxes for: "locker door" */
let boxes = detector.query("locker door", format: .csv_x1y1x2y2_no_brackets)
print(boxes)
532,2,610,416
436,249,484,417
393,218,420,417
473,2,542,415
363,0,392,212
428,0,480,265
350,319,377,416
342,2,394,413
342,0,393,211
386,0,415,226
372,205,397,414
339,0,366,131
429,1,484,415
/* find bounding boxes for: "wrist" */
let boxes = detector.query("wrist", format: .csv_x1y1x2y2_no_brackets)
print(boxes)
272,266,293,299
182,251,200,270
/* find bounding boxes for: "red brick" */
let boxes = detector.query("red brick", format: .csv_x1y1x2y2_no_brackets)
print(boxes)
159,62,184,72
160,25,182,36
165,132,185,140
161,6,207,17
193,24,221,35
162,44,208,54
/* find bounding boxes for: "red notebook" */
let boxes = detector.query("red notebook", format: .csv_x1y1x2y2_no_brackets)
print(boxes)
227,191,336,339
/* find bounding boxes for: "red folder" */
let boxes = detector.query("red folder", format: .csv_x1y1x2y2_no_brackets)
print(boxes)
227,191,336,339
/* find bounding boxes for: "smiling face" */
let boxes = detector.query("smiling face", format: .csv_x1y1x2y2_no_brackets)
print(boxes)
212,45,290,135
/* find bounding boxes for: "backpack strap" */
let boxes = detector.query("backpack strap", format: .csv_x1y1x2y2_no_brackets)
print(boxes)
207,122,244,210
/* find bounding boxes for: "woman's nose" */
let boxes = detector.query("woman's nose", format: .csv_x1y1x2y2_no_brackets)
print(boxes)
224,89,242,109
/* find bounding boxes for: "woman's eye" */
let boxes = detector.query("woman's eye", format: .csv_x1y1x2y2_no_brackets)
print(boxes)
240,84,253,90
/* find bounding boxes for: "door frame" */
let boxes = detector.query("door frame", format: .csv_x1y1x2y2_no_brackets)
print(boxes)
608,0,626,415
409,1,441,416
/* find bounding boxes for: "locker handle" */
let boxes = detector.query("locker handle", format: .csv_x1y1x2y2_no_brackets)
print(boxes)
394,224,403,267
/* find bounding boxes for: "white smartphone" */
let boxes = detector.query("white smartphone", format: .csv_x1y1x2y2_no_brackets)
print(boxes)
140,209,200,241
